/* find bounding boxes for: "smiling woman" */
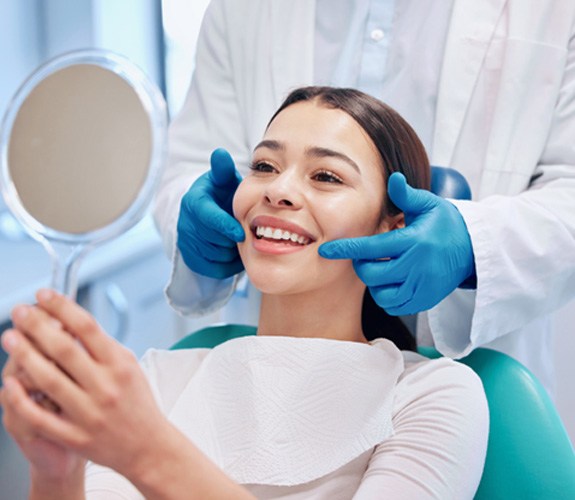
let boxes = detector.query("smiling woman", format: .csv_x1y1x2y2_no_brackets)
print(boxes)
235,94,396,341
235,87,430,347
1,87,488,500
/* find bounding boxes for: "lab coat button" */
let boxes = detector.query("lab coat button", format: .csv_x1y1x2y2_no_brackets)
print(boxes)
370,29,385,42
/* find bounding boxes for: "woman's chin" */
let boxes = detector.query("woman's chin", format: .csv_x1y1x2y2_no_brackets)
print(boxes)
246,271,297,296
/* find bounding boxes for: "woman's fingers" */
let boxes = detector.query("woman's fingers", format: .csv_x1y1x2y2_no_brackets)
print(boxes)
1,337,58,412
34,289,114,363
1,376,40,443
1,375,89,451
1,328,91,422
1,346,28,384
3,290,172,473
10,304,100,391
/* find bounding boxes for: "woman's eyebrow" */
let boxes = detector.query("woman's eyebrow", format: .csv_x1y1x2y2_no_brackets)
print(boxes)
253,141,360,173
253,139,284,152
305,146,360,173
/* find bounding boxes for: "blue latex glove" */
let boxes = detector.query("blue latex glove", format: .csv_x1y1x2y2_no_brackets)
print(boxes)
319,172,476,315
177,148,245,279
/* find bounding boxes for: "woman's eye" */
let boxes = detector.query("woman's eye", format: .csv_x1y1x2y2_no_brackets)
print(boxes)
250,161,276,173
313,170,343,184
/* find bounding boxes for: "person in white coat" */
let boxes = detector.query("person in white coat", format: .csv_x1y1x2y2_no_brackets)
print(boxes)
153,0,575,394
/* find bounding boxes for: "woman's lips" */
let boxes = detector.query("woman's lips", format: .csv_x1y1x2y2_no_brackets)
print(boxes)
254,225,311,245
249,215,316,254
250,215,315,242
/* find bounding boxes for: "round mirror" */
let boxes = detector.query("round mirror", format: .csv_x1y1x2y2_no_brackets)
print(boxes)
0,50,167,297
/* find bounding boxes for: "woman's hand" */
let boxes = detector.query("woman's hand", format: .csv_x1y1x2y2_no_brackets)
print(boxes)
2,289,256,499
0,349,86,484
0,289,171,481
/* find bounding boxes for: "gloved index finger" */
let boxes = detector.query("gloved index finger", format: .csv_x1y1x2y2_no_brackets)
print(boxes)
210,148,241,189
318,230,413,261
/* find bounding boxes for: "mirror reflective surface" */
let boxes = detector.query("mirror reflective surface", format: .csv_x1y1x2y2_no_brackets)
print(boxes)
0,50,167,297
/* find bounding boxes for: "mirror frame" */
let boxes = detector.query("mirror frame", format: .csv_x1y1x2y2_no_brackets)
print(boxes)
0,49,168,246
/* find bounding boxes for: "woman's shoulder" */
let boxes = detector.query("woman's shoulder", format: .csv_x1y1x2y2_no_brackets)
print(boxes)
403,350,484,399
397,349,487,425
371,338,486,411
400,349,482,388
365,343,489,498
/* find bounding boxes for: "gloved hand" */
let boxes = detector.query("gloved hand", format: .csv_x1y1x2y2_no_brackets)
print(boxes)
318,172,476,315
177,148,245,279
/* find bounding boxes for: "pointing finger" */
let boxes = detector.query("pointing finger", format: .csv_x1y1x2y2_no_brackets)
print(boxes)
319,230,414,261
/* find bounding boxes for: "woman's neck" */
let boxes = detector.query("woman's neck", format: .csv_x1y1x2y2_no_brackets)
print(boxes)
257,284,368,344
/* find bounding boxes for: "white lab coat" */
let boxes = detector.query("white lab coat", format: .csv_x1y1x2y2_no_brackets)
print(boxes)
153,0,575,392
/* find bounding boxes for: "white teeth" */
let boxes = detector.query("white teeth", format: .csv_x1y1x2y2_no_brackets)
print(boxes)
255,226,310,245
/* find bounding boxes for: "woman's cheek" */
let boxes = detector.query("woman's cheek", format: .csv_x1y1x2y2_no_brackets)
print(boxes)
232,180,249,220
329,199,383,239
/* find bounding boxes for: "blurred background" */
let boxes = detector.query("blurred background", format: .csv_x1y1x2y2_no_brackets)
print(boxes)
0,1,573,497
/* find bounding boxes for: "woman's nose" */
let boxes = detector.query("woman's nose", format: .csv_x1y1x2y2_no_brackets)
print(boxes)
263,172,302,208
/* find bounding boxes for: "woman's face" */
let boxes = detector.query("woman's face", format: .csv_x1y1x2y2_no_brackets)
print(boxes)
233,100,397,297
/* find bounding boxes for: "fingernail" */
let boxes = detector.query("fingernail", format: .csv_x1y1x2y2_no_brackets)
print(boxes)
2,330,18,351
37,289,54,302
12,306,28,321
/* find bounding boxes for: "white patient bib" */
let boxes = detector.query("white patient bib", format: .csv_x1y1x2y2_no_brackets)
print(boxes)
168,336,404,486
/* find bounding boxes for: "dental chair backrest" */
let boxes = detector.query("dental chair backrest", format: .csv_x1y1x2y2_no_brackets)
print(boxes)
171,324,575,500
430,166,472,200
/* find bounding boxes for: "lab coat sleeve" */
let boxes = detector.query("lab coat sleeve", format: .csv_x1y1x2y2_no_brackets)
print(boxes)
429,28,575,358
152,0,251,316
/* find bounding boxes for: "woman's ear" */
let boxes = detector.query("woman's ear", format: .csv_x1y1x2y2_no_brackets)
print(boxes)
378,212,405,233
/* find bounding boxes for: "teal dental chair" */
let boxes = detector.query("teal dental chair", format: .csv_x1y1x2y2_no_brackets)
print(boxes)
171,324,575,500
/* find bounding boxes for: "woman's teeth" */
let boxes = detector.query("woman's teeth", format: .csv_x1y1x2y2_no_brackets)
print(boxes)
255,226,310,245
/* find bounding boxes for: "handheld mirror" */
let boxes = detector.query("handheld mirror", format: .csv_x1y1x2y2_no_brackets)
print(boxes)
0,50,167,298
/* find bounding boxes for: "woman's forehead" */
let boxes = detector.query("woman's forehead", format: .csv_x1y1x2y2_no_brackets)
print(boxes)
263,101,381,164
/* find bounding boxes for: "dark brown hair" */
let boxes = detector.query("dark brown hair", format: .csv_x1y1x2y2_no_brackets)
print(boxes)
269,87,431,350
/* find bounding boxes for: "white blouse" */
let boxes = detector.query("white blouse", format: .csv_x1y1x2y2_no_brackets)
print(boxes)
85,337,488,499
